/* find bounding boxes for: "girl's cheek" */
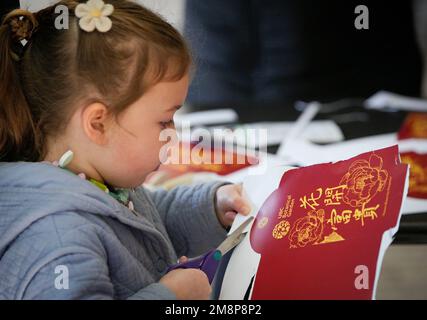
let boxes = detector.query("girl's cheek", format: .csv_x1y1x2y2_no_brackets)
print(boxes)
158,144,169,164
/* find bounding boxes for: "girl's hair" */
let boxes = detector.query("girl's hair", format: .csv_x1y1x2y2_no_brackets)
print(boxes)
0,0,191,161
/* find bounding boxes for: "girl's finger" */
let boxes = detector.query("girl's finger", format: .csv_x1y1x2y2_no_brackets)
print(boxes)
178,256,188,263
231,195,251,215
224,211,237,222
220,188,251,214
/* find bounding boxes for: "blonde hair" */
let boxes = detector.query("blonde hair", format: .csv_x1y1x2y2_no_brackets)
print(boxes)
0,0,191,161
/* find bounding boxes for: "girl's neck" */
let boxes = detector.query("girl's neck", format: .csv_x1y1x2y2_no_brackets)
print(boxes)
44,149,133,210
44,146,105,184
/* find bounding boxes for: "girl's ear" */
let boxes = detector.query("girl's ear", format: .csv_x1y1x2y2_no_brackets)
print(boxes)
81,102,111,145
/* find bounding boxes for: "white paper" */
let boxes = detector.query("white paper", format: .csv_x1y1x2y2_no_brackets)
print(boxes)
219,166,292,299
281,134,427,166
365,91,427,112
277,102,320,156
402,197,427,214
174,109,238,127
206,120,344,148
280,133,398,166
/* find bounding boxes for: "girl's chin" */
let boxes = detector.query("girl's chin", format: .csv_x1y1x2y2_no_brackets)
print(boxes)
112,165,160,188
112,174,148,189
153,162,162,171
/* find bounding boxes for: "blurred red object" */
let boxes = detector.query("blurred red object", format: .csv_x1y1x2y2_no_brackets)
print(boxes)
400,152,427,199
145,142,259,185
398,112,427,140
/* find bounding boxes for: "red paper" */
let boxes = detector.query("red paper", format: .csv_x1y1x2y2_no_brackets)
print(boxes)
249,145,408,299
398,112,427,140
154,142,258,178
400,152,427,199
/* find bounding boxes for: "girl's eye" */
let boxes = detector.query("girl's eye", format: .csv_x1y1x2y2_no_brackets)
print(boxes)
160,120,175,129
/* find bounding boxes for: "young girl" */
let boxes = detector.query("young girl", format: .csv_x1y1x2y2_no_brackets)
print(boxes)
0,0,250,299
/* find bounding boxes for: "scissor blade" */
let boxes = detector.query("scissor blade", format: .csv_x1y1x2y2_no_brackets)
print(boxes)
217,216,254,255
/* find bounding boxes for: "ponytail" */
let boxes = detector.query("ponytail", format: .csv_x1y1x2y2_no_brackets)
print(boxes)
0,9,40,161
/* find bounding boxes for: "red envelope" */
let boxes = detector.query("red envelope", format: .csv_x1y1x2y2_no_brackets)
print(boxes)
400,152,427,199
156,142,258,178
249,145,408,299
398,112,427,140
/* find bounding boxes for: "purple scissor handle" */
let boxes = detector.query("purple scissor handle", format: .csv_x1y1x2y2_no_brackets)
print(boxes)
166,216,254,284
166,249,223,283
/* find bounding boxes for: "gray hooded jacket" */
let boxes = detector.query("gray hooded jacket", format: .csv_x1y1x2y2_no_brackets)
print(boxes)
0,162,227,299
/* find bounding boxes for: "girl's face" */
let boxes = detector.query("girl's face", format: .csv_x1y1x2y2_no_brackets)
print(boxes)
100,74,189,188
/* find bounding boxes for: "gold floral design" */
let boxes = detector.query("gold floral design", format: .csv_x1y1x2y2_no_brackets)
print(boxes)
339,154,388,207
288,209,325,248
272,220,290,240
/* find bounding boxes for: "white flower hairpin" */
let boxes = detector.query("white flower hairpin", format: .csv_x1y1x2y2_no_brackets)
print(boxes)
75,0,114,33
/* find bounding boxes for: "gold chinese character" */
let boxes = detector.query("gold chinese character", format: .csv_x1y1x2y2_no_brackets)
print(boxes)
300,188,323,210
341,210,352,224
327,209,339,227
327,209,353,228
324,185,347,206
353,204,380,226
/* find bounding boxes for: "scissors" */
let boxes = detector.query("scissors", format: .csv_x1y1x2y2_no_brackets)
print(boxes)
166,216,254,283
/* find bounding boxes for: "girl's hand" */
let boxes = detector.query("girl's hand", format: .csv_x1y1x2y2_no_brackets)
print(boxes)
160,258,211,300
214,184,251,228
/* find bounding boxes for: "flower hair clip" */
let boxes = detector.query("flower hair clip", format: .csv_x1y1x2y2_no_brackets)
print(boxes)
75,0,114,33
